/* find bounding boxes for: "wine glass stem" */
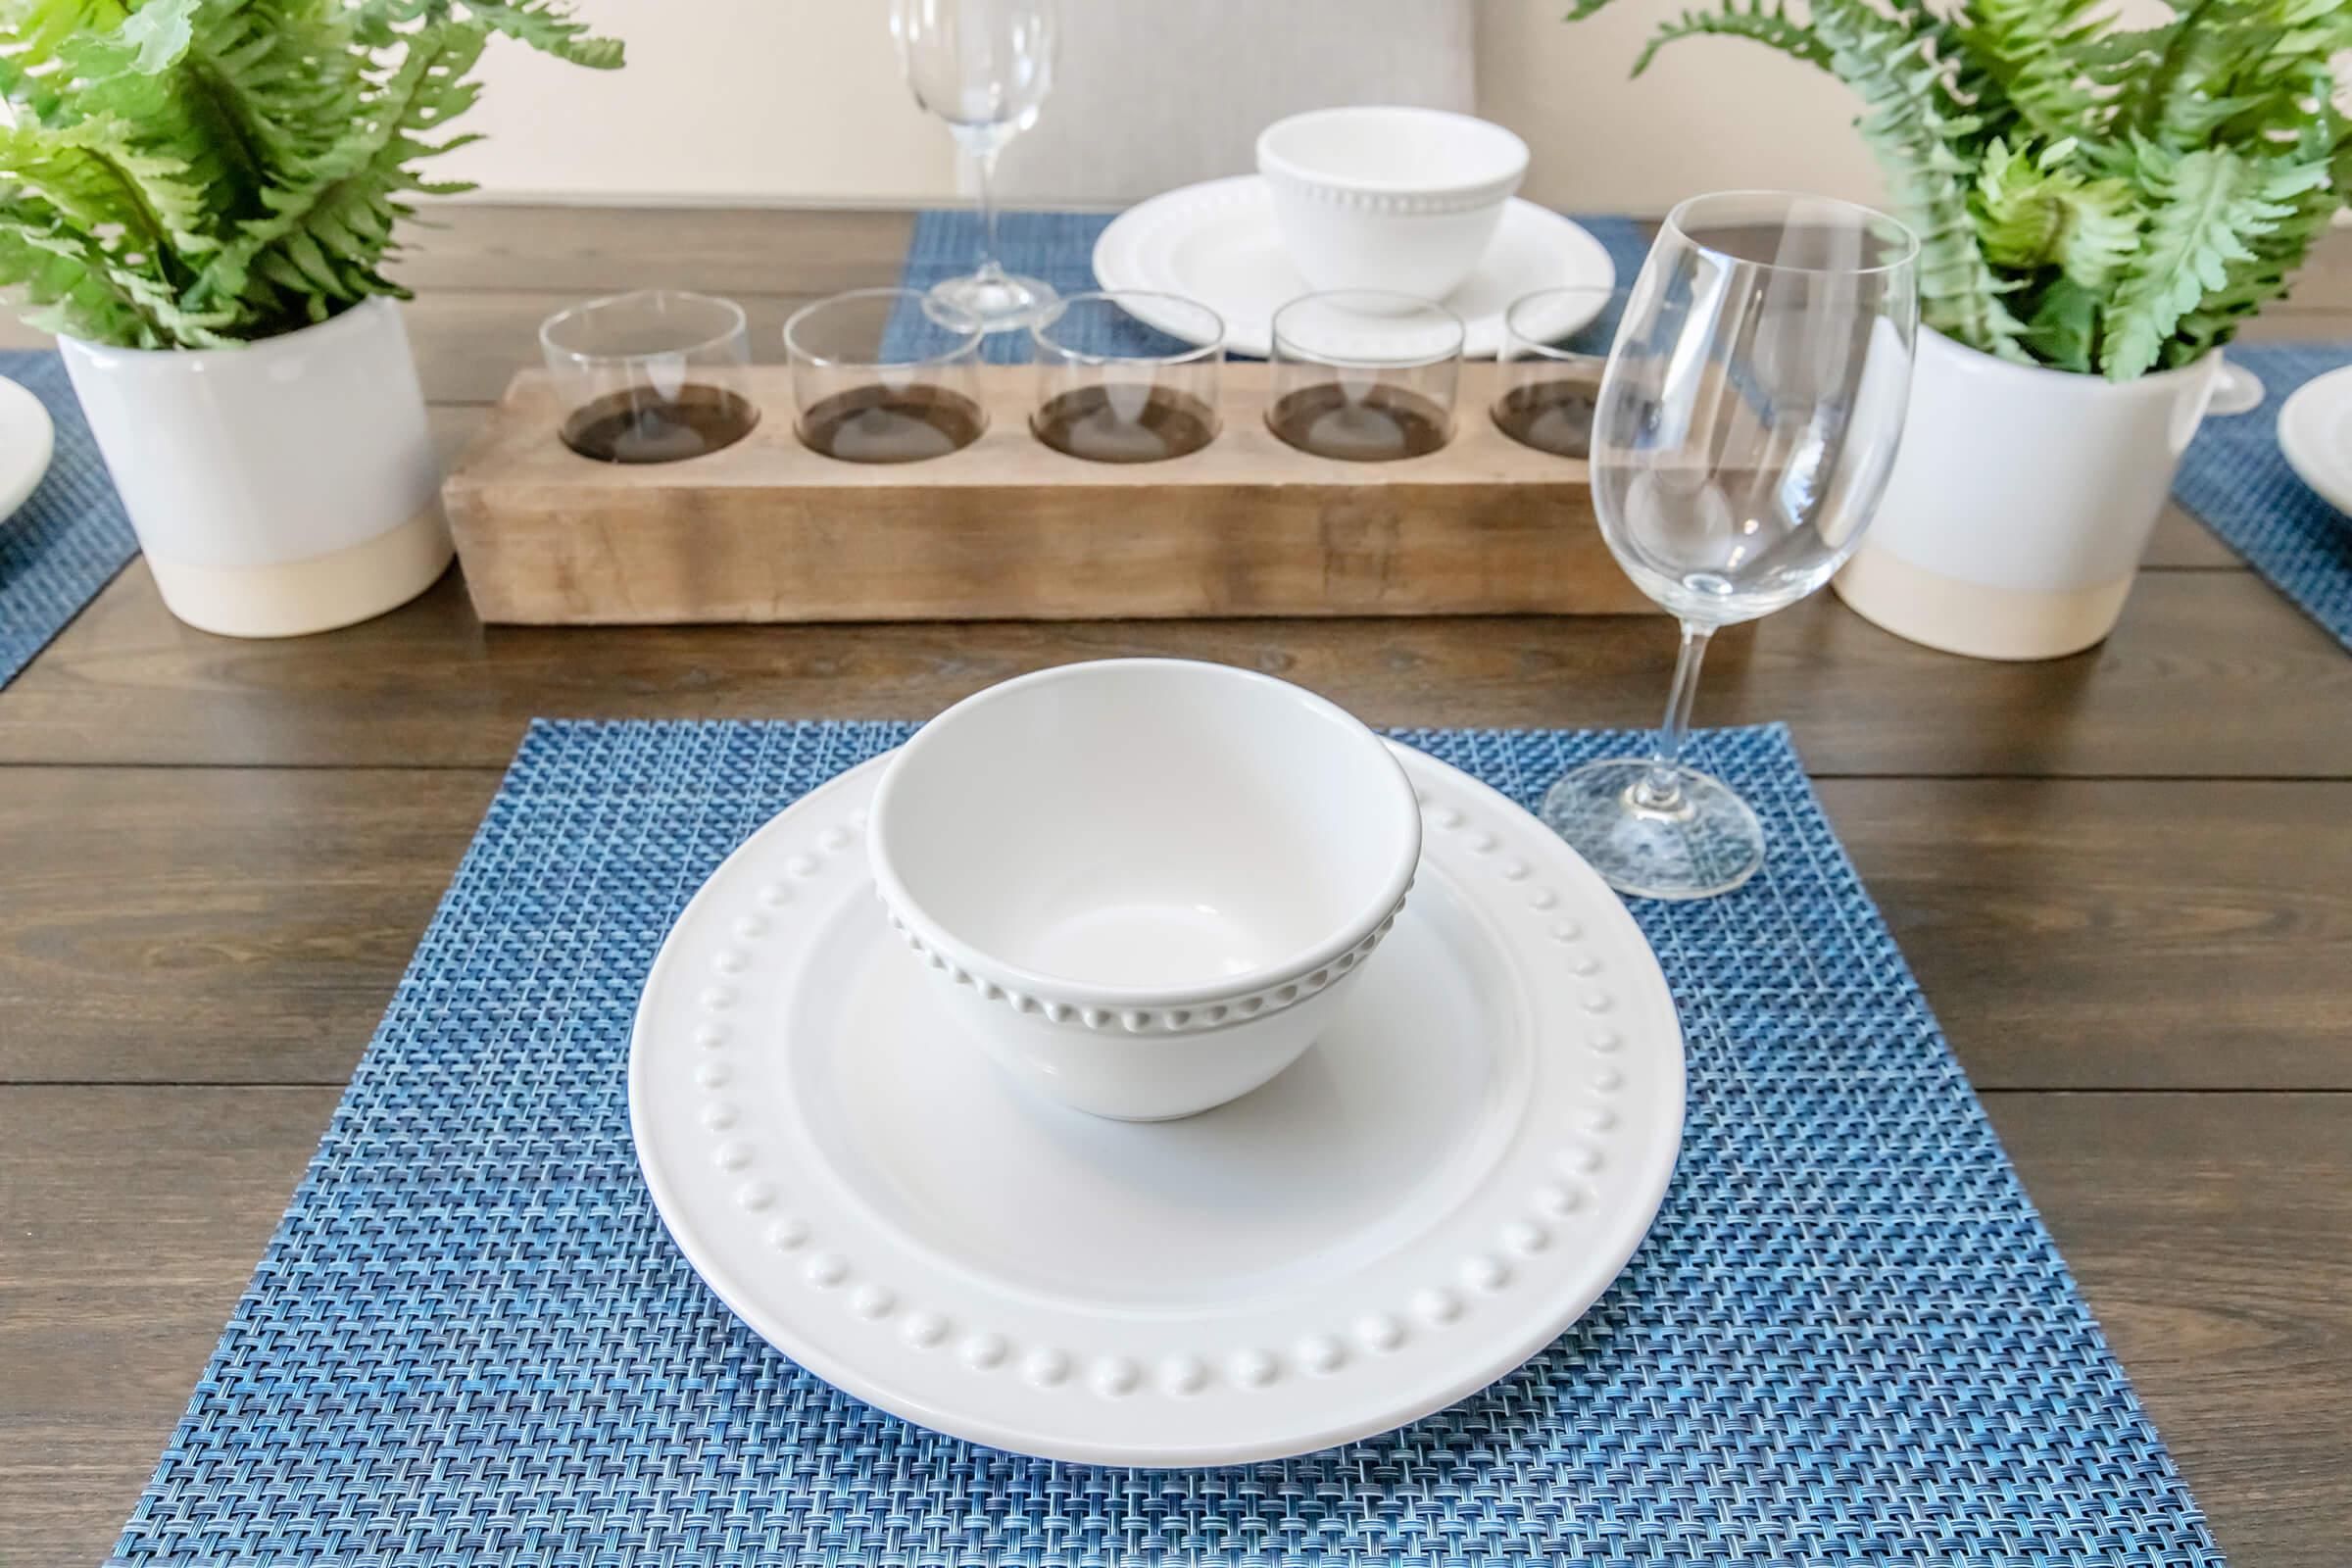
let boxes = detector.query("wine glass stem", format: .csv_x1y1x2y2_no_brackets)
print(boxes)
1636,619,1713,812
969,142,1007,285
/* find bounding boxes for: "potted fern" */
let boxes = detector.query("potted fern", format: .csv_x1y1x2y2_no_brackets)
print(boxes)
1567,0,2351,659
0,0,619,637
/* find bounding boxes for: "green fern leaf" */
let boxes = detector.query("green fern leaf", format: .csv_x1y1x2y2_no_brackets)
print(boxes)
1970,136,2140,289
1811,0,2031,360
2101,143,2315,378
1632,0,1830,74
2018,275,2102,372
1956,0,2108,141
460,0,622,68
2,0,131,68
191,21,486,319
0,116,209,254
0,194,156,342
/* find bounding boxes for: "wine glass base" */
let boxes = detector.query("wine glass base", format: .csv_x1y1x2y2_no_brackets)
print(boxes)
1540,760,1765,902
927,272,1058,332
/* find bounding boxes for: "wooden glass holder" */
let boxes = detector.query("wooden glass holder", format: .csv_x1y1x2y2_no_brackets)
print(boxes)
442,362,1643,624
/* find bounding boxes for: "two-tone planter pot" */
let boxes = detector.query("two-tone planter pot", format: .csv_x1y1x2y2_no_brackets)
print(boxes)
1835,325,2219,661
60,296,451,639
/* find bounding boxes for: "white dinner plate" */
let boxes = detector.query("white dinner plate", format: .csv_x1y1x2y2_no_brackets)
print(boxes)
0,376,55,521
2278,364,2352,515
632,742,1684,1466
1093,175,1619,360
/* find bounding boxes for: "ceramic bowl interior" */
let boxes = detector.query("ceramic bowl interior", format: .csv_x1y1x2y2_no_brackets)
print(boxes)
1257,106,1527,198
870,661,1420,1001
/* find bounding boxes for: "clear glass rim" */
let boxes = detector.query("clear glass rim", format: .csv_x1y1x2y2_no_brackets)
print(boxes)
1030,290,1225,367
1662,189,1920,278
1270,289,1466,370
1502,286,1621,362
783,286,986,371
540,288,750,365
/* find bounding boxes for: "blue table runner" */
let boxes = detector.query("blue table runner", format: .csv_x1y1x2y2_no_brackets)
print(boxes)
110,719,2220,1566
0,350,137,688
2175,343,2352,651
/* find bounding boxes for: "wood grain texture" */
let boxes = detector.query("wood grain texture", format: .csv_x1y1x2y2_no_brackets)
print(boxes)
4,769,2343,1091
446,363,1637,622
389,204,920,297
0,768,494,1085
1,565,2344,776
5,1087,2343,1568
423,400,2249,577
1820,779,2352,1090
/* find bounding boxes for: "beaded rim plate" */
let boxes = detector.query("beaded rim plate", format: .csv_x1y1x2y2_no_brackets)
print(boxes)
630,742,1684,1465
2278,363,2352,516
1091,175,1616,360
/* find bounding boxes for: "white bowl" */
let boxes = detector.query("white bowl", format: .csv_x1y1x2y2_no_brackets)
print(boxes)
1255,106,1529,304
868,659,1422,1120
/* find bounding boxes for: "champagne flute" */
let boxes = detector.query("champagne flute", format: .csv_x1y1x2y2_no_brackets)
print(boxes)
890,0,1058,330
1543,190,1919,900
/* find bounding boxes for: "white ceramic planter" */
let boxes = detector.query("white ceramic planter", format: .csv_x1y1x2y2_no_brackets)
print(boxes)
60,297,450,638
1834,326,2218,660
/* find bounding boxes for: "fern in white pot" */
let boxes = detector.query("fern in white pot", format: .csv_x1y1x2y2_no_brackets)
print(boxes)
0,0,620,637
1568,0,2351,657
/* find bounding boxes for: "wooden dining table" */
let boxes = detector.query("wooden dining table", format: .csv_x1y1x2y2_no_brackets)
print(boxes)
2,206,2347,1567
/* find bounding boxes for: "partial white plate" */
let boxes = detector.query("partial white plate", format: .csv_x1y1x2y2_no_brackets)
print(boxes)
2278,364,2352,515
1093,175,1618,360
0,376,55,521
631,742,1685,1466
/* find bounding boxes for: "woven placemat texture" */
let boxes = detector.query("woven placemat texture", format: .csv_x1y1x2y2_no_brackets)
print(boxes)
2175,342,2352,651
889,208,1652,362
0,350,137,688
111,718,2219,1566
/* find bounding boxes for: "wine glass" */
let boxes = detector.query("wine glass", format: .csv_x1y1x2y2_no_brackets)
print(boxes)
1543,190,1919,901
890,0,1058,330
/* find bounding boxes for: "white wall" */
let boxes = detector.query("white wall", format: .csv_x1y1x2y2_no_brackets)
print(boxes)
1476,2,1885,212
443,0,1886,213
442,0,953,204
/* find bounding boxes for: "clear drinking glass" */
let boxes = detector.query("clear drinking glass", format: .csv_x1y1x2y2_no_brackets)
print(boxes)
1030,292,1223,463
1492,286,1625,460
540,289,759,464
785,287,988,465
890,0,1059,330
1542,190,1919,901
1266,290,1463,462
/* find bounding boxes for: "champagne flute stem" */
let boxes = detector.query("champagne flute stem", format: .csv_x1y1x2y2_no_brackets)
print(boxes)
1636,619,1712,812
969,141,1007,285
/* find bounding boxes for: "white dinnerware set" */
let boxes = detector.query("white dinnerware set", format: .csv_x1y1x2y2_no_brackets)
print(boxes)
1097,104,1616,364
631,659,1688,1463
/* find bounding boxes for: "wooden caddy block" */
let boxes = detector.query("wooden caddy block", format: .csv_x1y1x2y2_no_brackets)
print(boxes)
442,362,1643,624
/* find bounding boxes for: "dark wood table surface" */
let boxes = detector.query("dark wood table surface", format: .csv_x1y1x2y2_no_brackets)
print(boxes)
3,207,2348,1567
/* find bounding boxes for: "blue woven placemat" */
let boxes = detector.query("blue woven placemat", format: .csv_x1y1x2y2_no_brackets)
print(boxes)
2174,342,2352,651
111,718,2219,1566
891,208,1652,361
0,350,137,687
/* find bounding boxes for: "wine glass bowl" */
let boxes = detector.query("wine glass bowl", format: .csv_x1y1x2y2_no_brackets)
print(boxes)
1543,191,1919,901
891,0,1059,329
